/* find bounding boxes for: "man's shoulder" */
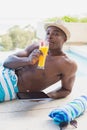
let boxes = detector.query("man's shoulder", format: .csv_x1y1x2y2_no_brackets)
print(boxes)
58,54,77,70
62,55,77,74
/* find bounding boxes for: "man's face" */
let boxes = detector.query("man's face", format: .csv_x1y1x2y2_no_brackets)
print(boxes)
45,26,66,49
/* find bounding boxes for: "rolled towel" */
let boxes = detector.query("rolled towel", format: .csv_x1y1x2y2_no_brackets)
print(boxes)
49,95,87,128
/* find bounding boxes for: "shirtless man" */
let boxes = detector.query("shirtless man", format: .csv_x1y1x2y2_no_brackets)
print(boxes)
3,21,77,101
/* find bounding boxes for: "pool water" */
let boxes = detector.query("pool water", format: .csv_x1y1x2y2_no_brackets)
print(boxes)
65,49,87,77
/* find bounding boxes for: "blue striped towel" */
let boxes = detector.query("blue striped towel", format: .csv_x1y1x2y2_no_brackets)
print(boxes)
49,95,87,125
0,66,19,102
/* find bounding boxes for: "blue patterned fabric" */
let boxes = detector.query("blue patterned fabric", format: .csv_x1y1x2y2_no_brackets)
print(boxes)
0,66,19,102
49,95,87,125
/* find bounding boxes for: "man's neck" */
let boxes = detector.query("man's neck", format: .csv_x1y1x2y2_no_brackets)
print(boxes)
48,49,63,56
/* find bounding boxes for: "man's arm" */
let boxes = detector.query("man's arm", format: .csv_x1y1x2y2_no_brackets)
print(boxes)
3,42,41,69
47,60,77,99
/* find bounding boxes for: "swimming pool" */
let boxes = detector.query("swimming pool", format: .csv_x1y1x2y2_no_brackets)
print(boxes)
0,49,87,77
65,49,87,77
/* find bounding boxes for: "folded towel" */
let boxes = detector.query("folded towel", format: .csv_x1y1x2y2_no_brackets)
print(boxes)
49,95,87,127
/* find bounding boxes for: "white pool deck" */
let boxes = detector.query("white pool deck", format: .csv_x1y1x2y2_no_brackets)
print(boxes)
0,46,87,130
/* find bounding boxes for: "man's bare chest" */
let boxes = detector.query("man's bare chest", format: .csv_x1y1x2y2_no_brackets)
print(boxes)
18,59,62,83
16,57,62,91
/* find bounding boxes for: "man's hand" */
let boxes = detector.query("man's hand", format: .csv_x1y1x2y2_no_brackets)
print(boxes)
28,49,42,65
47,88,71,99
47,91,58,99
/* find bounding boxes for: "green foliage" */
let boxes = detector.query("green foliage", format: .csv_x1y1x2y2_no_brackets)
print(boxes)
79,17,87,23
45,16,87,23
0,25,36,51
61,16,79,22
0,34,13,51
44,17,60,22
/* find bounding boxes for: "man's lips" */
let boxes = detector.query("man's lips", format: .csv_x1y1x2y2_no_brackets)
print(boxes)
46,39,51,42
47,39,54,44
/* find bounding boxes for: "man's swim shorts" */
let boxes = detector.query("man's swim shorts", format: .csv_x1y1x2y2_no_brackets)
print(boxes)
0,66,19,102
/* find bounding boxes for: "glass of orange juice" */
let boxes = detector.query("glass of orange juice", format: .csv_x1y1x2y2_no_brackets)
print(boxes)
37,41,49,69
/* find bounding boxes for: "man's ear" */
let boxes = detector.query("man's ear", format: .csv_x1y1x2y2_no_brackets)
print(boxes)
63,37,67,43
64,36,67,42
62,34,67,42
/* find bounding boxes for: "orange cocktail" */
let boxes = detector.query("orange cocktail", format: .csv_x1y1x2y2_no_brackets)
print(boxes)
37,41,49,69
